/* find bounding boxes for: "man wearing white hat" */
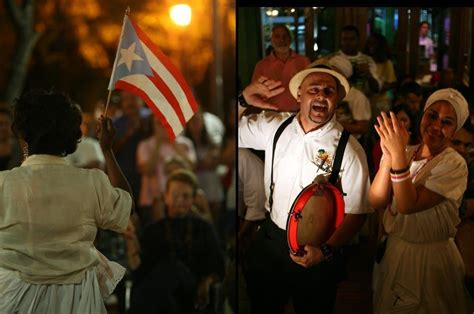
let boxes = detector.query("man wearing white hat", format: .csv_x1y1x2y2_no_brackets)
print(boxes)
238,62,371,313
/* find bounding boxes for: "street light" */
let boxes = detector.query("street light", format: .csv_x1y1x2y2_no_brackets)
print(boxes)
169,4,192,27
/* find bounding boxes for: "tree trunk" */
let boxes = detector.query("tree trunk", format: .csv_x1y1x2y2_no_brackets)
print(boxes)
4,32,40,103
3,0,41,104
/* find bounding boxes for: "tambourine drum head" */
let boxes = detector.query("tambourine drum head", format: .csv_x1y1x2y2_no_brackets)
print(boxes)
287,182,344,255
297,190,335,248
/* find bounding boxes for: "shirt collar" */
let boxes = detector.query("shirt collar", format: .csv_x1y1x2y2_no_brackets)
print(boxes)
292,113,339,137
338,50,361,59
269,50,297,61
22,154,68,167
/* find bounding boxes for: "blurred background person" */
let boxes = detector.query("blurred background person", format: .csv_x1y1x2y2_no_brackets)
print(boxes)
113,90,152,206
238,147,266,314
219,103,237,245
363,33,397,115
66,110,105,170
451,121,474,304
127,169,225,314
163,155,213,224
252,24,310,112
136,115,196,227
328,55,371,141
336,24,382,97
184,109,224,236
419,21,435,61
0,108,22,170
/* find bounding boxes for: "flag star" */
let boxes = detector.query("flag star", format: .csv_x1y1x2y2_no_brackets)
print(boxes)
117,42,143,71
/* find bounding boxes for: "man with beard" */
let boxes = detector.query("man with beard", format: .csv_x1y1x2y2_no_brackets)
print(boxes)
252,25,309,112
238,62,371,313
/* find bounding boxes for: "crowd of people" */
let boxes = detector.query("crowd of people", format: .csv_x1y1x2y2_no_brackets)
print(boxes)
238,23,474,314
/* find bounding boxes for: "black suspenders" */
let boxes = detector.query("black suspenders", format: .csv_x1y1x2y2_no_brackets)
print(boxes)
269,115,296,212
329,130,350,185
268,115,350,212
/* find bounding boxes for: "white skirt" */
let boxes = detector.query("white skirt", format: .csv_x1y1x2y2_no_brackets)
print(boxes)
0,250,125,314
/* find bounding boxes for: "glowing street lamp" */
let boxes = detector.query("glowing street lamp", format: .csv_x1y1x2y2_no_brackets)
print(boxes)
169,4,192,27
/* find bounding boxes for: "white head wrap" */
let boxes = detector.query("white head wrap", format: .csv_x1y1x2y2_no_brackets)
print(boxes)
424,88,469,131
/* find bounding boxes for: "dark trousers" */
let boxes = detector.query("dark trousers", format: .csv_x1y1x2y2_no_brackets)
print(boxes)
245,217,346,314
128,258,197,314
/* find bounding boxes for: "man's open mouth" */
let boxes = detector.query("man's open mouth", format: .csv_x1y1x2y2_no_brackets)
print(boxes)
312,104,328,112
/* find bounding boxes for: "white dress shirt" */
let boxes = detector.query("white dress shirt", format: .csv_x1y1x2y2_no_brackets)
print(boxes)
238,148,266,221
239,112,372,229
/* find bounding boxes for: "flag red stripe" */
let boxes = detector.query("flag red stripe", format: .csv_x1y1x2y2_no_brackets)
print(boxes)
129,18,198,113
115,80,178,140
147,69,186,126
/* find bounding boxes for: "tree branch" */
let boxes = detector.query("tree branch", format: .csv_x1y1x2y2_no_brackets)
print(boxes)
5,0,23,28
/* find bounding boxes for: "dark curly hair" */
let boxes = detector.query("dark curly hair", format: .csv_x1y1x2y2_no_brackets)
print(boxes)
11,89,82,156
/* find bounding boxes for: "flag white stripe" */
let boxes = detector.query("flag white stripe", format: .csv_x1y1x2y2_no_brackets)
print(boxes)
140,42,195,121
120,74,183,136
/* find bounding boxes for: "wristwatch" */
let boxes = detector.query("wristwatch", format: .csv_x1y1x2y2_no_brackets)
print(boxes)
238,92,250,108
320,243,334,262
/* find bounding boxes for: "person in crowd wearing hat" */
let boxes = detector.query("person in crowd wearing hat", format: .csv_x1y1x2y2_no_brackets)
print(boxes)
326,55,371,140
251,24,310,112
238,60,371,313
369,88,469,313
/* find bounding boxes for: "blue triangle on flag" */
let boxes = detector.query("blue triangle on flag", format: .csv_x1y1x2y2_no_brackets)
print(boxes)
110,18,153,88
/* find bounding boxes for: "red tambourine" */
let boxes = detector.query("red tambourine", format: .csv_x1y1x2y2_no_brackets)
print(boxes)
286,181,345,256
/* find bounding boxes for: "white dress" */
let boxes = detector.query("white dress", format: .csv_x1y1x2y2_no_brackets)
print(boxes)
0,250,125,313
373,146,468,313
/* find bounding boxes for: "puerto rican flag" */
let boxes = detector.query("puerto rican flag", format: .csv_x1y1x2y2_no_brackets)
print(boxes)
108,14,198,140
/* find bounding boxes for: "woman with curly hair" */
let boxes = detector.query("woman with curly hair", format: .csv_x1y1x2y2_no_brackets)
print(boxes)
0,90,134,313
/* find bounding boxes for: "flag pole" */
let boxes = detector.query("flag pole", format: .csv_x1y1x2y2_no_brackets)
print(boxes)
104,6,130,116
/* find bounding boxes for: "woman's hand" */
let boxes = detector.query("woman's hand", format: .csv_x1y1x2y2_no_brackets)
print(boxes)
374,111,409,158
97,115,116,152
379,136,392,170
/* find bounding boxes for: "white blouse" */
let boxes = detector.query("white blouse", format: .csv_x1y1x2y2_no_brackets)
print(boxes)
0,154,132,284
